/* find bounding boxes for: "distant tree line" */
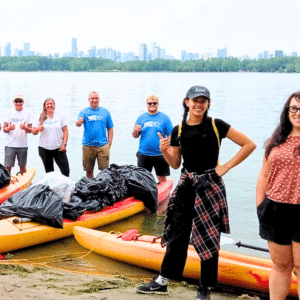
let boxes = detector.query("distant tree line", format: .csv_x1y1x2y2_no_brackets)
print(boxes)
0,56,299,72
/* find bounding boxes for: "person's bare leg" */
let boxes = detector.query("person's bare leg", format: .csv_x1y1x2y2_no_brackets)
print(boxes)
268,241,293,300
6,167,11,175
157,176,167,183
86,171,94,178
291,241,300,298
20,166,26,174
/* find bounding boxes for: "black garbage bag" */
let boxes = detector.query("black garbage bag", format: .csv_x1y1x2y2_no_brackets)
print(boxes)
0,163,10,189
95,167,128,205
63,193,86,220
74,177,100,201
110,164,158,212
0,184,63,228
72,166,128,213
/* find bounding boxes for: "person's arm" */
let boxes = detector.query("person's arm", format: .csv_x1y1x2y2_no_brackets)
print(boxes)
59,125,68,151
107,127,113,148
76,116,84,127
158,132,181,169
215,127,256,177
256,157,271,207
3,122,15,133
132,123,141,138
32,123,44,135
20,122,32,133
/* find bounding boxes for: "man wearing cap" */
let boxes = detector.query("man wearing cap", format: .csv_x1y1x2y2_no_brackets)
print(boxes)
76,91,114,178
3,94,32,174
132,95,173,183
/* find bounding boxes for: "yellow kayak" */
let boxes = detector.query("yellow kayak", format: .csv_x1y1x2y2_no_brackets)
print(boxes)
0,179,173,253
73,227,298,297
0,168,36,205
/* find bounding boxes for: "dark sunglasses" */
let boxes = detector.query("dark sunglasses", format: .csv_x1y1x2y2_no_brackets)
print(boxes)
147,102,158,106
14,99,24,103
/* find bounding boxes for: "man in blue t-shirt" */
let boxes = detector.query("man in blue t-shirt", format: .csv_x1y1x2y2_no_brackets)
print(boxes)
132,95,173,183
76,91,114,178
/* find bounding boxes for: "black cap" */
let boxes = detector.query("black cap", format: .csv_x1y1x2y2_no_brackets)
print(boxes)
186,86,210,99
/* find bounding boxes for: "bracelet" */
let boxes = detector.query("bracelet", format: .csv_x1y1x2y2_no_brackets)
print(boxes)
63,143,67,146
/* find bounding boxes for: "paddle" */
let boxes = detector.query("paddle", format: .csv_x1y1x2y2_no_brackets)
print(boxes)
119,230,270,253
221,235,269,253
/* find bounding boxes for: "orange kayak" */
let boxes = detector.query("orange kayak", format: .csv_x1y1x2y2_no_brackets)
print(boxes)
0,168,36,205
0,179,173,253
73,227,298,297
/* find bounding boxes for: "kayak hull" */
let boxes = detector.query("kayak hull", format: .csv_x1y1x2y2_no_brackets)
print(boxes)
0,179,173,253
0,168,36,205
73,227,298,297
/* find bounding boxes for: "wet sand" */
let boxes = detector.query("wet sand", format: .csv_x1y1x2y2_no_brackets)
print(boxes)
0,263,266,300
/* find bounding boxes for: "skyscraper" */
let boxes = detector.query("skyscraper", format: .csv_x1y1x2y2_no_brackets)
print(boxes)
4,43,11,56
24,43,30,56
181,50,186,61
152,46,161,59
217,48,227,58
263,51,268,59
139,43,147,61
72,38,78,57
275,50,283,57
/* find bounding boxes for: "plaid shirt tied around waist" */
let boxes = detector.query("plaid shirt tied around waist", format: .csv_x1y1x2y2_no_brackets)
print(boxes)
162,169,230,260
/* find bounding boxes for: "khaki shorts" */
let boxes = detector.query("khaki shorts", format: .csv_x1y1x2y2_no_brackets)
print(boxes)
82,144,110,172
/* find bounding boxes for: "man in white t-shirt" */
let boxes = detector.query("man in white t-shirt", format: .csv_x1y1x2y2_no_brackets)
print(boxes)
3,94,32,174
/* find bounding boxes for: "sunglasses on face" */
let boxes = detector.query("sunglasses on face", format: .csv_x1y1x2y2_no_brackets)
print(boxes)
147,102,158,106
14,100,23,103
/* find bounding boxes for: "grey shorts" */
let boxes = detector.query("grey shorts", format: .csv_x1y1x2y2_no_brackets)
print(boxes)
4,146,28,168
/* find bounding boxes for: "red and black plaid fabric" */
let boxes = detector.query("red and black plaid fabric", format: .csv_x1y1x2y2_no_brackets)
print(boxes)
162,169,230,260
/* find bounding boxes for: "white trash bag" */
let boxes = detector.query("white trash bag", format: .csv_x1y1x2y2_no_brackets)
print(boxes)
33,172,75,203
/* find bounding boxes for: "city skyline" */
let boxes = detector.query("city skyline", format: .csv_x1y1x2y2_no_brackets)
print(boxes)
1,0,300,59
0,39,297,62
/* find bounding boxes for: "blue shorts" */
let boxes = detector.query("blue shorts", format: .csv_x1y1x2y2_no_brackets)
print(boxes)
257,197,300,245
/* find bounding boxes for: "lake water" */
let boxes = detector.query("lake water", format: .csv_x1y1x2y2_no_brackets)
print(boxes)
1,71,299,276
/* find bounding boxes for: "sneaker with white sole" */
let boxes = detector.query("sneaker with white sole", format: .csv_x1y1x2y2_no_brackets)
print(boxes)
196,286,210,300
136,279,168,295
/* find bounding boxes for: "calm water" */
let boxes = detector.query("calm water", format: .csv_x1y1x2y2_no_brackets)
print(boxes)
0,71,299,276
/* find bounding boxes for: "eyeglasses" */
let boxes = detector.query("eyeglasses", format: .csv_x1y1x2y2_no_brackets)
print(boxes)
147,102,158,106
288,106,300,113
14,99,23,103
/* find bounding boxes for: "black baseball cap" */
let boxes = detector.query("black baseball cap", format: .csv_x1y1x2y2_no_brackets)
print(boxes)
186,86,210,99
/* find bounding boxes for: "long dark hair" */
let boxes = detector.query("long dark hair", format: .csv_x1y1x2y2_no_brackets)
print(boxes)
39,98,55,124
265,91,300,158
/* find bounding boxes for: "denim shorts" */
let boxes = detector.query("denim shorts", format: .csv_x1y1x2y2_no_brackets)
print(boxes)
257,197,300,245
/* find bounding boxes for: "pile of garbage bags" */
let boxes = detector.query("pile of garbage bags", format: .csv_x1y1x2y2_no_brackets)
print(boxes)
0,164,158,228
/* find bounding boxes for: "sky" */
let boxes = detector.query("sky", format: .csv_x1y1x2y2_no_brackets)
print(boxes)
1,0,300,59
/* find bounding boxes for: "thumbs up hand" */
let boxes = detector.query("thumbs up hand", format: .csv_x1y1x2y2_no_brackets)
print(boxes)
157,132,170,152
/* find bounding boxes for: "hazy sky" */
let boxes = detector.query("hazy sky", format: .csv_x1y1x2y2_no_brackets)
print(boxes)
1,0,299,59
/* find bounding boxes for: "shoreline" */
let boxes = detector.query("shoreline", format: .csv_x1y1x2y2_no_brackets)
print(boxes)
0,263,266,300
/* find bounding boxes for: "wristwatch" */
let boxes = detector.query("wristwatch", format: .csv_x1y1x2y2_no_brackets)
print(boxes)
63,143,67,146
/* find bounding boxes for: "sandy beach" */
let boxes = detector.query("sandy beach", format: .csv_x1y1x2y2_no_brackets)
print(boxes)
0,262,267,300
